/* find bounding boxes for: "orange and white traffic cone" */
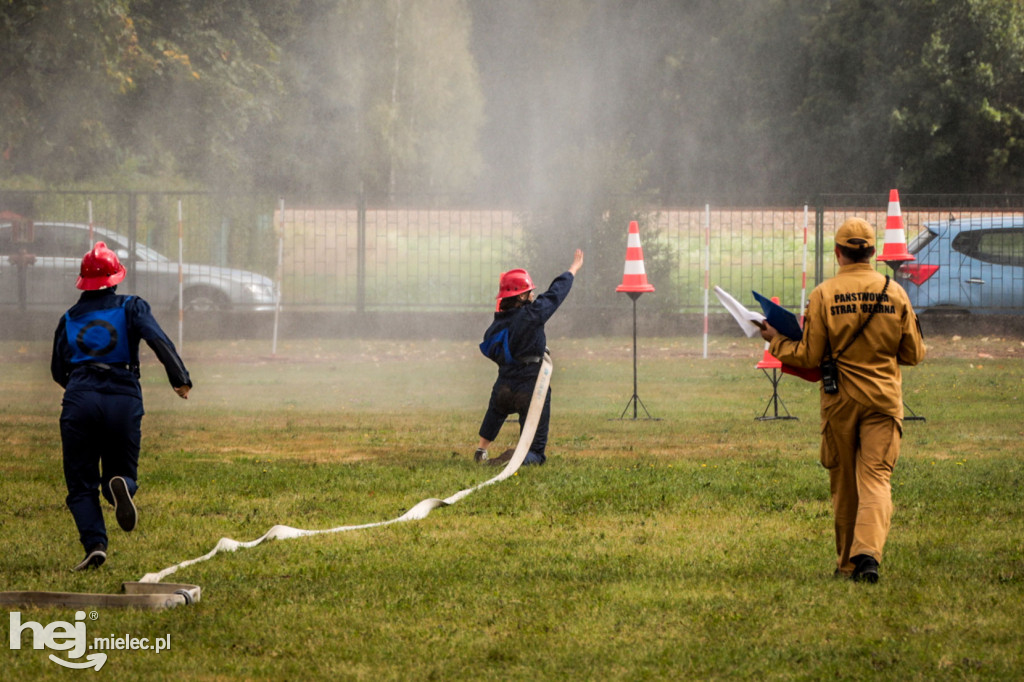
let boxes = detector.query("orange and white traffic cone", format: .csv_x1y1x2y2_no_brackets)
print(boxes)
615,221,655,294
879,189,915,263
756,342,782,369
756,296,782,369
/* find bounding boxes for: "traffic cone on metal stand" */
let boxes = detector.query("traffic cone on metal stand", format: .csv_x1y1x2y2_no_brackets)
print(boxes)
615,220,656,420
878,195,925,420
879,189,915,264
756,296,782,369
756,296,795,421
616,221,656,295
756,341,782,370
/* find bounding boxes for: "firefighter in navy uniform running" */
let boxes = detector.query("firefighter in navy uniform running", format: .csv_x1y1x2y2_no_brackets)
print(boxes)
51,242,192,571
474,249,584,467
760,219,924,583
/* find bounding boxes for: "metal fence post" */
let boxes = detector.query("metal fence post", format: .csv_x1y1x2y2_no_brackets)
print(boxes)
126,191,138,291
357,185,366,314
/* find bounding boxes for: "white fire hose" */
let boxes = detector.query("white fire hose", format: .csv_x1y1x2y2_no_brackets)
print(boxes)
0,354,553,610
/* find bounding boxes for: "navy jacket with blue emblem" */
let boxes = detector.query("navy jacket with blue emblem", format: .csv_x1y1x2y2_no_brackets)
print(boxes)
480,271,575,382
51,289,191,397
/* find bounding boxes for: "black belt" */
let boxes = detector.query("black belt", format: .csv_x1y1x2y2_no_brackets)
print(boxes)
80,362,131,371
517,356,542,365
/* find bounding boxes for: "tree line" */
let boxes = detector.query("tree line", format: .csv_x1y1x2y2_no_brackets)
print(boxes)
3,0,1023,203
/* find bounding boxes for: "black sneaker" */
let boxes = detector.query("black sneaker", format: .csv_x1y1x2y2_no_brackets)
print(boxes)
110,476,137,532
851,554,879,583
474,448,489,463
487,448,516,467
72,544,107,571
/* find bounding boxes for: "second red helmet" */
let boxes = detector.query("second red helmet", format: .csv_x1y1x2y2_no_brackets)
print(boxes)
495,268,534,311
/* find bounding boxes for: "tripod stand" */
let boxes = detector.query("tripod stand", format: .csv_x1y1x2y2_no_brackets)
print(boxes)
618,292,657,420
756,367,798,421
903,401,926,421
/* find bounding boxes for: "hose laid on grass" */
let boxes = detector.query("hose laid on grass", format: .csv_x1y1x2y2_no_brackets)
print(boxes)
0,582,201,611
0,353,552,608
136,351,554,585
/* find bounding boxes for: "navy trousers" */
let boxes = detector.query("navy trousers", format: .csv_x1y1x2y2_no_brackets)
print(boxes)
478,378,551,463
60,390,143,550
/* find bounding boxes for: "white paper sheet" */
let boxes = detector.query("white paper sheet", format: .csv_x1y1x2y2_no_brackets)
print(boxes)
713,285,766,338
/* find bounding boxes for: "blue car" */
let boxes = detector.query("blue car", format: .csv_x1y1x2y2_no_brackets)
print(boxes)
893,216,1024,314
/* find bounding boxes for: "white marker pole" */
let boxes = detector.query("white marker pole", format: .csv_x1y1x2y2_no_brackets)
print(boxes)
177,200,184,350
88,200,94,243
271,199,284,356
702,203,711,359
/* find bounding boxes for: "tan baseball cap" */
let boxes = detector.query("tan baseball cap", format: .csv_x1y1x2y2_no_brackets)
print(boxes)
835,218,876,249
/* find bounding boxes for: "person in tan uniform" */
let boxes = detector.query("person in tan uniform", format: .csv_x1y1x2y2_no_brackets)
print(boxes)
760,217,925,583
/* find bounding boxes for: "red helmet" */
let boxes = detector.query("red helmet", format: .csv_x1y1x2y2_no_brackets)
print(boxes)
77,242,126,291
495,268,534,311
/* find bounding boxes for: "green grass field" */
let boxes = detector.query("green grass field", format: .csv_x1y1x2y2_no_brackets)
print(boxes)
1,335,1022,680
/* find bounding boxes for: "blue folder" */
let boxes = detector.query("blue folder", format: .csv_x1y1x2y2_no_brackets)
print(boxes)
752,291,804,341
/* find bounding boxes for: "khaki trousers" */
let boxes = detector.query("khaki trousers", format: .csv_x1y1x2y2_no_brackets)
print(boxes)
820,399,902,574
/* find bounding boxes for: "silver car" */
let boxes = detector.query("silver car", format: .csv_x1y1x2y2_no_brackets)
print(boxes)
1,221,278,312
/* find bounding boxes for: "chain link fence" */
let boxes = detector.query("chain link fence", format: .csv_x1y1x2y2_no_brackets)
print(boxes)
3,190,1022,317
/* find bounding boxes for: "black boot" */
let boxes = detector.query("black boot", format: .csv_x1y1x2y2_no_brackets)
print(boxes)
111,476,137,532
72,544,107,572
851,554,879,583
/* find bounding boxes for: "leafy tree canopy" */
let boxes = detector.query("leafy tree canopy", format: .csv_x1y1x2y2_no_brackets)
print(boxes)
3,0,1024,198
